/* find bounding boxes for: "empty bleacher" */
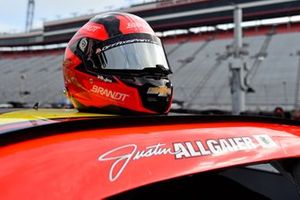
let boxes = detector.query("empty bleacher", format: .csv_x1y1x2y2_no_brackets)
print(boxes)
164,23,300,111
0,50,65,107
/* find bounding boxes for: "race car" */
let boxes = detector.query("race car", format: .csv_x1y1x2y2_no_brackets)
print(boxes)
1,109,300,199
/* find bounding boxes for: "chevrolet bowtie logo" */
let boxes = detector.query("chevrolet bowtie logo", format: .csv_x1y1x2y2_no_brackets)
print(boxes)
147,86,171,97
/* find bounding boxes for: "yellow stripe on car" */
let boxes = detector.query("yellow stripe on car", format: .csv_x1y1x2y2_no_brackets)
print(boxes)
0,109,113,125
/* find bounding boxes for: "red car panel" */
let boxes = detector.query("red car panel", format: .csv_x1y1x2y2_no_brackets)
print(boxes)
1,117,300,199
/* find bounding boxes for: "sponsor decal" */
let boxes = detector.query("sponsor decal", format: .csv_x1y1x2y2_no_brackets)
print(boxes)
97,75,113,83
173,136,257,159
79,38,88,52
147,86,171,97
98,135,278,182
253,134,278,148
98,143,177,182
90,85,129,101
101,38,156,51
82,24,102,32
126,22,145,30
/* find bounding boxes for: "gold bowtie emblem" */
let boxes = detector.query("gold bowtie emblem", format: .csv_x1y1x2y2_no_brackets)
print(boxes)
147,86,171,97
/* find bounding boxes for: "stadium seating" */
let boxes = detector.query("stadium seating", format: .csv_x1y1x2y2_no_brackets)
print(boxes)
164,25,300,111
0,50,65,107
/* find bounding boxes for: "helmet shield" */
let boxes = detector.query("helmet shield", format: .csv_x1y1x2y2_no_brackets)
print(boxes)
84,33,170,73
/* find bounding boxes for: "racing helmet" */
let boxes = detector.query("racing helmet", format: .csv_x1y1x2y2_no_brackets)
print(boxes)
63,12,173,114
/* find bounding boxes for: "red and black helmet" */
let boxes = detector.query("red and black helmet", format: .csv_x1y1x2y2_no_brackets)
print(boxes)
63,12,173,114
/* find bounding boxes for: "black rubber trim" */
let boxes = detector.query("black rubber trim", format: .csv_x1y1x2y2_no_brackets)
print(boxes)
1,115,300,146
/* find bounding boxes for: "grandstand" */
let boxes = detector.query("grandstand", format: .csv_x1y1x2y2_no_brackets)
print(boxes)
1,0,300,114
0,49,65,107
165,23,300,112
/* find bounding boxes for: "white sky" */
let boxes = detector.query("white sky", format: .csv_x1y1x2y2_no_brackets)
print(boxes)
0,0,144,33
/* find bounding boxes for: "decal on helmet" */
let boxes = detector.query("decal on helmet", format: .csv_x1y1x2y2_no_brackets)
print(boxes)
82,23,102,32
101,38,155,51
79,38,88,52
97,75,113,83
147,86,172,97
90,85,129,102
126,21,145,30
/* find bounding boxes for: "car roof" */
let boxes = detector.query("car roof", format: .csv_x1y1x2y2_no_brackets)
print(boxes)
1,110,300,199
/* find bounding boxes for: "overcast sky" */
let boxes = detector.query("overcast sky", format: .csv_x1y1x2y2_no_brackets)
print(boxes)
0,0,144,33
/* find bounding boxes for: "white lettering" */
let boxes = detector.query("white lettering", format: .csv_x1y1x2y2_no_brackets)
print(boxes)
101,39,156,51
127,22,145,29
98,143,177,181
242,137,257,149
219,139,235,152
207,140,222,154
196,141,211,155
91,85,129,101
228,138,239,151
98,144,136,182
83,24,101,32
233,138,248,150
253,135,278,148
173,143,191,159
98,135,278,182
133,143,175,160
185,142,201,157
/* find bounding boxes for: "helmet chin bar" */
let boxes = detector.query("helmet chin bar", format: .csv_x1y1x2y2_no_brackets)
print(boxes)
116,75,172,114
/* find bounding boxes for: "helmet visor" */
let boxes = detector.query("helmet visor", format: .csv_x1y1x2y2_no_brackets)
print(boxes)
93,34,169,71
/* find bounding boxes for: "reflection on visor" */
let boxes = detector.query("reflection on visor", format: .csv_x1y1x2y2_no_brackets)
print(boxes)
93,34,169,71
101,43,168,70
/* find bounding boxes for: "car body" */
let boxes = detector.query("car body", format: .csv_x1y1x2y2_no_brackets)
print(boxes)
1,109,300,199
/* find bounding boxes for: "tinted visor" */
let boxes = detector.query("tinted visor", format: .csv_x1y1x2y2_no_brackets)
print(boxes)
93,34,169,71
